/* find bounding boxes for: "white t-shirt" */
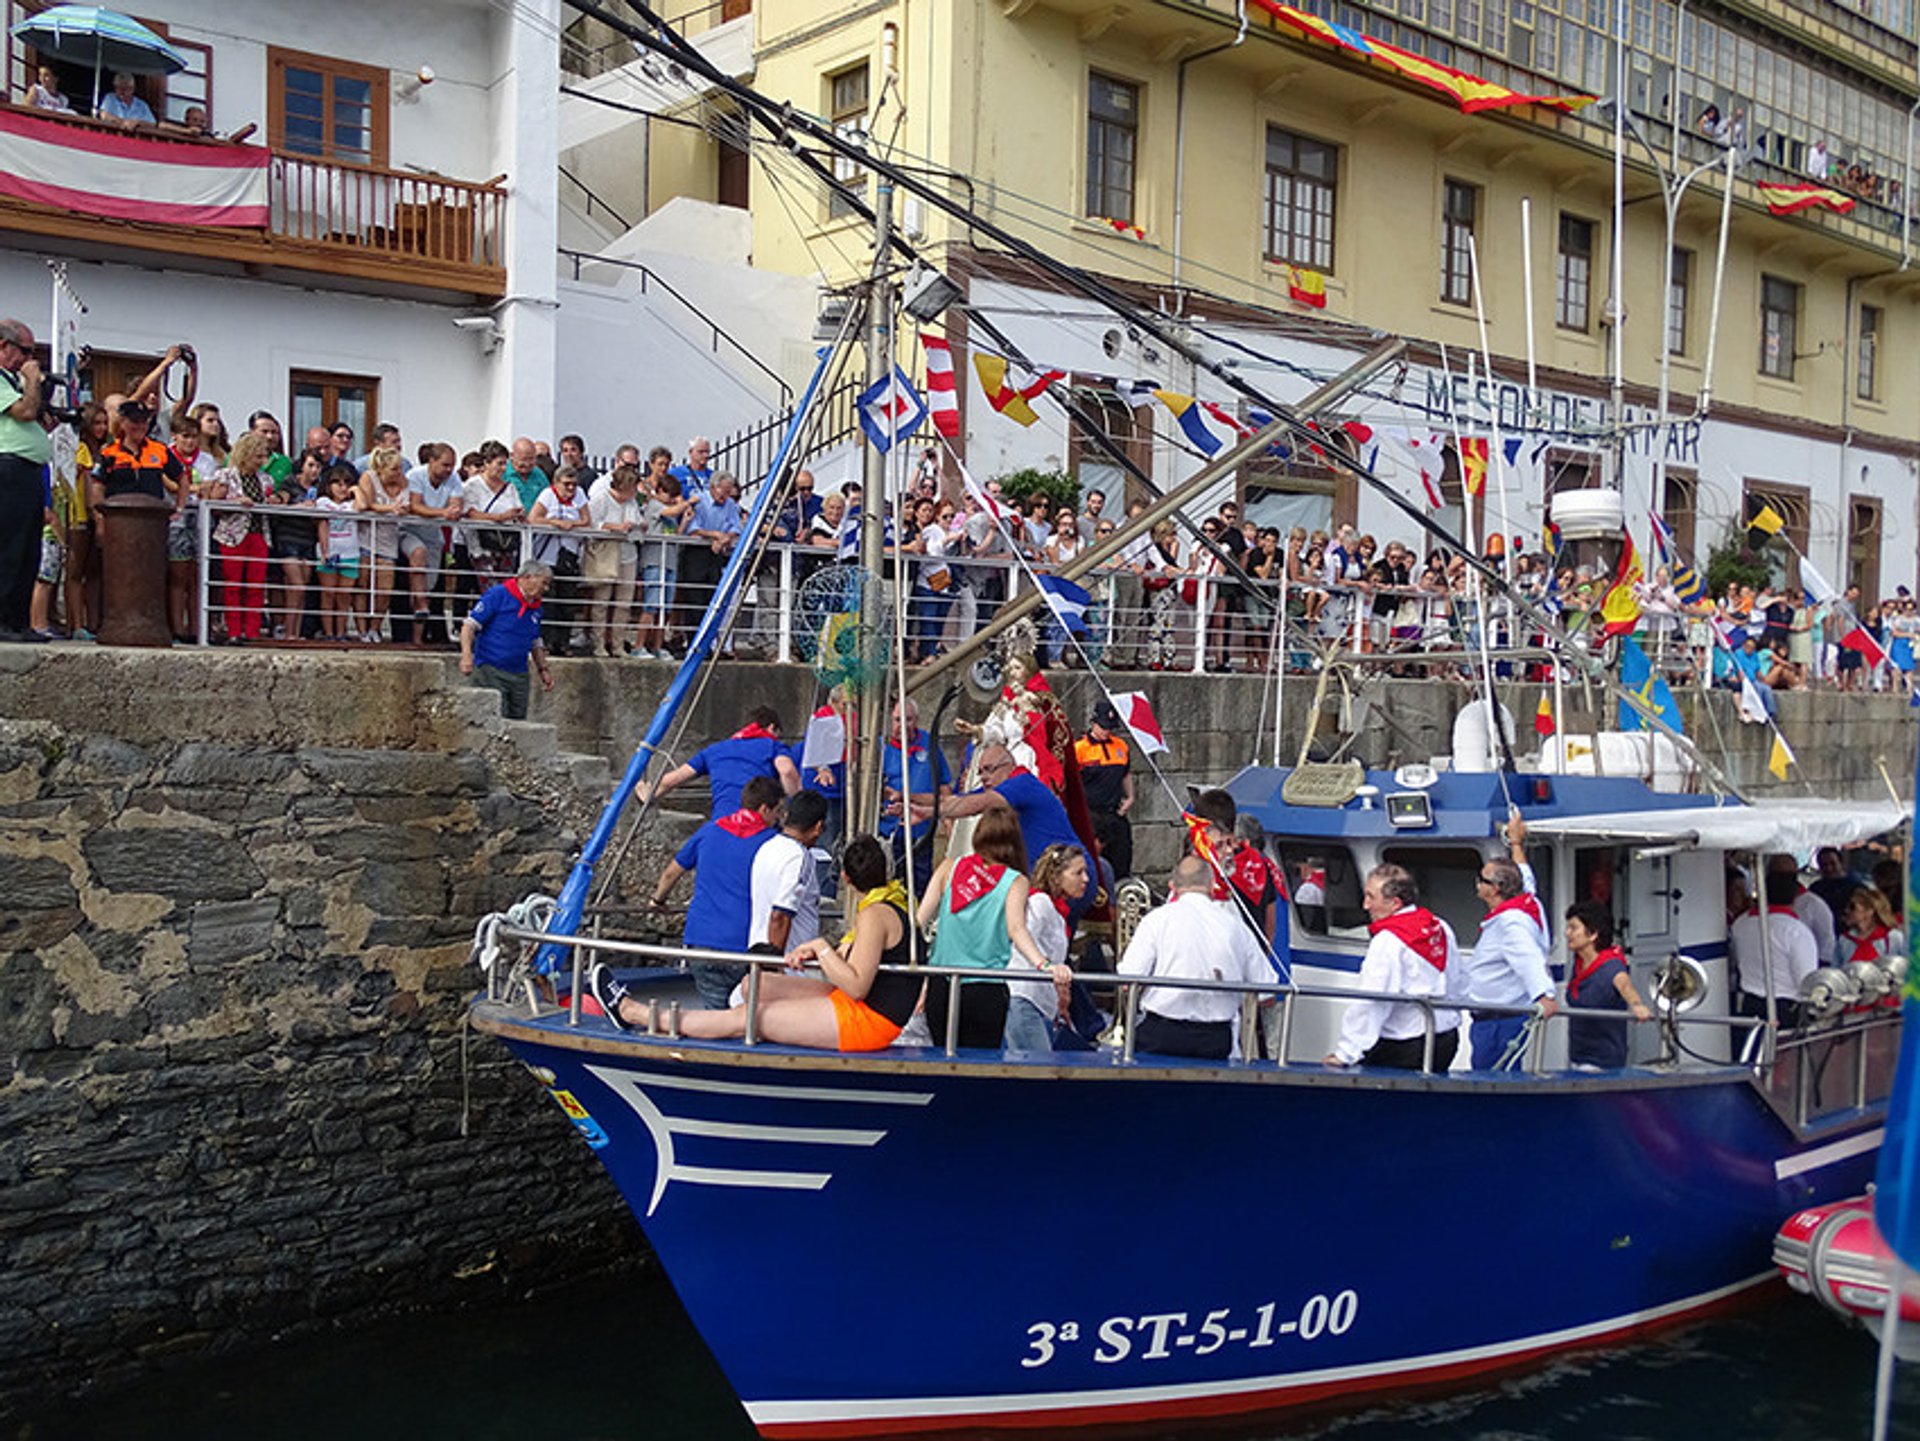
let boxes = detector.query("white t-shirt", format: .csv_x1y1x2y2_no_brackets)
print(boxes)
1729,909,1821,1001
1015,893,1069,1024
530,484,585,562
588,477,644,556
749,832,820,950
316,495,360,559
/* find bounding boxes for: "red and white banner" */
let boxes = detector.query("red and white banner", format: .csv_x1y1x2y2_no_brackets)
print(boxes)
1109,691,1169,755
0,110,269,227
919,333,961,438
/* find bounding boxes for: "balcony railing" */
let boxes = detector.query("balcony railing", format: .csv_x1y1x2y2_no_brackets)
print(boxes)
0,105,506,299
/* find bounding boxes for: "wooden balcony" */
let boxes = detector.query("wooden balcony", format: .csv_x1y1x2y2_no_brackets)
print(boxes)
0,107,506,303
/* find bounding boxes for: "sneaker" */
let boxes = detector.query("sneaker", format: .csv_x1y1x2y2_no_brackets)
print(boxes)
588,963,631,1033
72,627,95,643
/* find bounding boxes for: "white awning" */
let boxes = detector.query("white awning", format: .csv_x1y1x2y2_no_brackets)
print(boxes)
1525,798,1909,854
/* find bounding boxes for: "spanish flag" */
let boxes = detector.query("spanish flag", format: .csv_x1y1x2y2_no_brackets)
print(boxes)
1251,0,1597,113
1288,266,1328,308
1534,694,1555,737
1598,533,1644,638
1755,182,1856,217
1458,436,1489,498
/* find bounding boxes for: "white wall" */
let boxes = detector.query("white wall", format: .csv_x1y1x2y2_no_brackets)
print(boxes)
2,252,495,443
166,0,497,182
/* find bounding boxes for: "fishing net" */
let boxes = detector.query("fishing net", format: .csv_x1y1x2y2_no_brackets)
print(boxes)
794,564,892,689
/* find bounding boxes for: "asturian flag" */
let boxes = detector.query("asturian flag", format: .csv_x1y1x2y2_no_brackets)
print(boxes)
858,365,928,453
919,334,961,438
1036,575,1091,635
1617,635,1685,736
1108,691,1169,755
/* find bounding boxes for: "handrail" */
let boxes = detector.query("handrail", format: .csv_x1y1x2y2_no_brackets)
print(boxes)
487,921,1789,1072
559,246,791,407
559,165,632,233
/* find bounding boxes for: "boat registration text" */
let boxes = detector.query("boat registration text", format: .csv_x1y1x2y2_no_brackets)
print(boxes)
1021,1292,1360,1368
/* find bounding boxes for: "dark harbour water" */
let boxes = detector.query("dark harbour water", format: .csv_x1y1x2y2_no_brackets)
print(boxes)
16,1265,1920,1441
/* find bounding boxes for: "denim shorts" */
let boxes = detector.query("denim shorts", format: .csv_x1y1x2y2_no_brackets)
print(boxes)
639,562,676,615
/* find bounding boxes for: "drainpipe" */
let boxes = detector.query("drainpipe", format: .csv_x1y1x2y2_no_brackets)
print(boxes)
1171,1,1248,290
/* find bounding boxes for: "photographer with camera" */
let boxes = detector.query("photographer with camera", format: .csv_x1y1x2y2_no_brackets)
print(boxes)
0,318,52,642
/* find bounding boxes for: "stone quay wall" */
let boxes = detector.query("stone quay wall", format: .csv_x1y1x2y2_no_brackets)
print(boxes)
0,644,1910,1417
0,649,636,1419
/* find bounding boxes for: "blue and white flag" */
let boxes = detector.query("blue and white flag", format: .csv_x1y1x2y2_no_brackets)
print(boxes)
1037,575,1091,635
858,365,929,454
1616,635,1685,736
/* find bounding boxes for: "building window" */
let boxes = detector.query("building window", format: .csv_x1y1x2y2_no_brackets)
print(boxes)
1440,178,1477,306
1068,381,1153,510
290,370,379,445
1858,304,1881,400
268,47,388,167
1667,248,1691,356
1660,468,1697,558
1086,73,1139,225
1760,274,1799,380
1263,126,1337,271
827,63,869,220
1848,495,1882,603
1555,214,1594,331
1744,479,1809,590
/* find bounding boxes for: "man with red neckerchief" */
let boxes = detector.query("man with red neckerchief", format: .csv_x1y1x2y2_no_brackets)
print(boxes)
1184,790,1282,956
643,704,801,818
1728,869,1819,1028
1459,857,1557,1069
652,774,784,1010
1325,864,1461,1071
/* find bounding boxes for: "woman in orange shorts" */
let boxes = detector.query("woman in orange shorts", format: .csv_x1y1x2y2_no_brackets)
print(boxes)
593,834,921,1052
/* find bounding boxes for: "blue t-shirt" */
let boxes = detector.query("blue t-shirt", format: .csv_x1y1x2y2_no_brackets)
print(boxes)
689,734,787,817
468,582,544,673
992,771,1088,874
676,819,774,953
1568,955,1631,1069
669,463,713,498
878,731,952,842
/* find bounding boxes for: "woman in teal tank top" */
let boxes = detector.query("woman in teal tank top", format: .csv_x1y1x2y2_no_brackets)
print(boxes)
917,808,1054,1049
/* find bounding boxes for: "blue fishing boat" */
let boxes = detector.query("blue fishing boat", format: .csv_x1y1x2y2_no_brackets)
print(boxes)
471,760,1904,1437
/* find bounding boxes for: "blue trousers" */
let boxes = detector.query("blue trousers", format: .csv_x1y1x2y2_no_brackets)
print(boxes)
1470,1013,1529,1070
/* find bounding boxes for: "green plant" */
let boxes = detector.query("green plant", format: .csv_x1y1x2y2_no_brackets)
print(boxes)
1703,522,1772,598
992,468,1079,512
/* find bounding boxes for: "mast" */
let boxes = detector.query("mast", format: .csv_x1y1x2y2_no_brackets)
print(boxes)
852,107,897,835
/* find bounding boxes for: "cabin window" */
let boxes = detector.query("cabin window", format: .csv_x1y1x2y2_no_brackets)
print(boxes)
1382,845,1485,939
1275,843,1365,936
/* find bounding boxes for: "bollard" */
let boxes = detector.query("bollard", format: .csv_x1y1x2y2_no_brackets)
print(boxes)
93,493,174,647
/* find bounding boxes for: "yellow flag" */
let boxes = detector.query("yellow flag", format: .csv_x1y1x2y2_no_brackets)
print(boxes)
1768,732,1795,780
1749,503,1786,536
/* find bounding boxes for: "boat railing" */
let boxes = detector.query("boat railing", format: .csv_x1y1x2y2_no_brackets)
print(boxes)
481,920,1856,1081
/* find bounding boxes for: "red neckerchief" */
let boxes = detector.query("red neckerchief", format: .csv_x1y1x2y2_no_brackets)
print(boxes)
715,808,770,838
886,729,925,756
1848,925,1893,963
1569,945,1625,1003
1220,845,1272,905
734,723,780,742
503,577,538,617
1369,906,1449,970
1761,905,1798,918
1482,892,1546,932
949,855,1006,913
1049,892,1072,922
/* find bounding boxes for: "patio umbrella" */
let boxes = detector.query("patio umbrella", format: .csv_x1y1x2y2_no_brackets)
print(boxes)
10,5,188,114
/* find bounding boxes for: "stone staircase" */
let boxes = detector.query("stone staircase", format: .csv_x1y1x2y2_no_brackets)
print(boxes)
438,677,613,818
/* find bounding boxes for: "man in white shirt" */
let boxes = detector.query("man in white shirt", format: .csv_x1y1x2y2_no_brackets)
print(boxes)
1118,857,1270,1060
748,791,828,954
1767,854,1836,963
1730,869,1821,1028
1457,857,1557,1070
1325,864,1461,1071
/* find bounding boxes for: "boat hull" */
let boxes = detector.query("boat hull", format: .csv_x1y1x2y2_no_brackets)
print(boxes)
483,1012,1880,1437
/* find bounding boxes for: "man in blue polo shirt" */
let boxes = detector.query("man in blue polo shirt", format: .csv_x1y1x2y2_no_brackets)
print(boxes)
941,742,1096,925
652,774,783,1009
679,469,741,621
644,705,800,817
459,561,553,719
878,698,952,891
